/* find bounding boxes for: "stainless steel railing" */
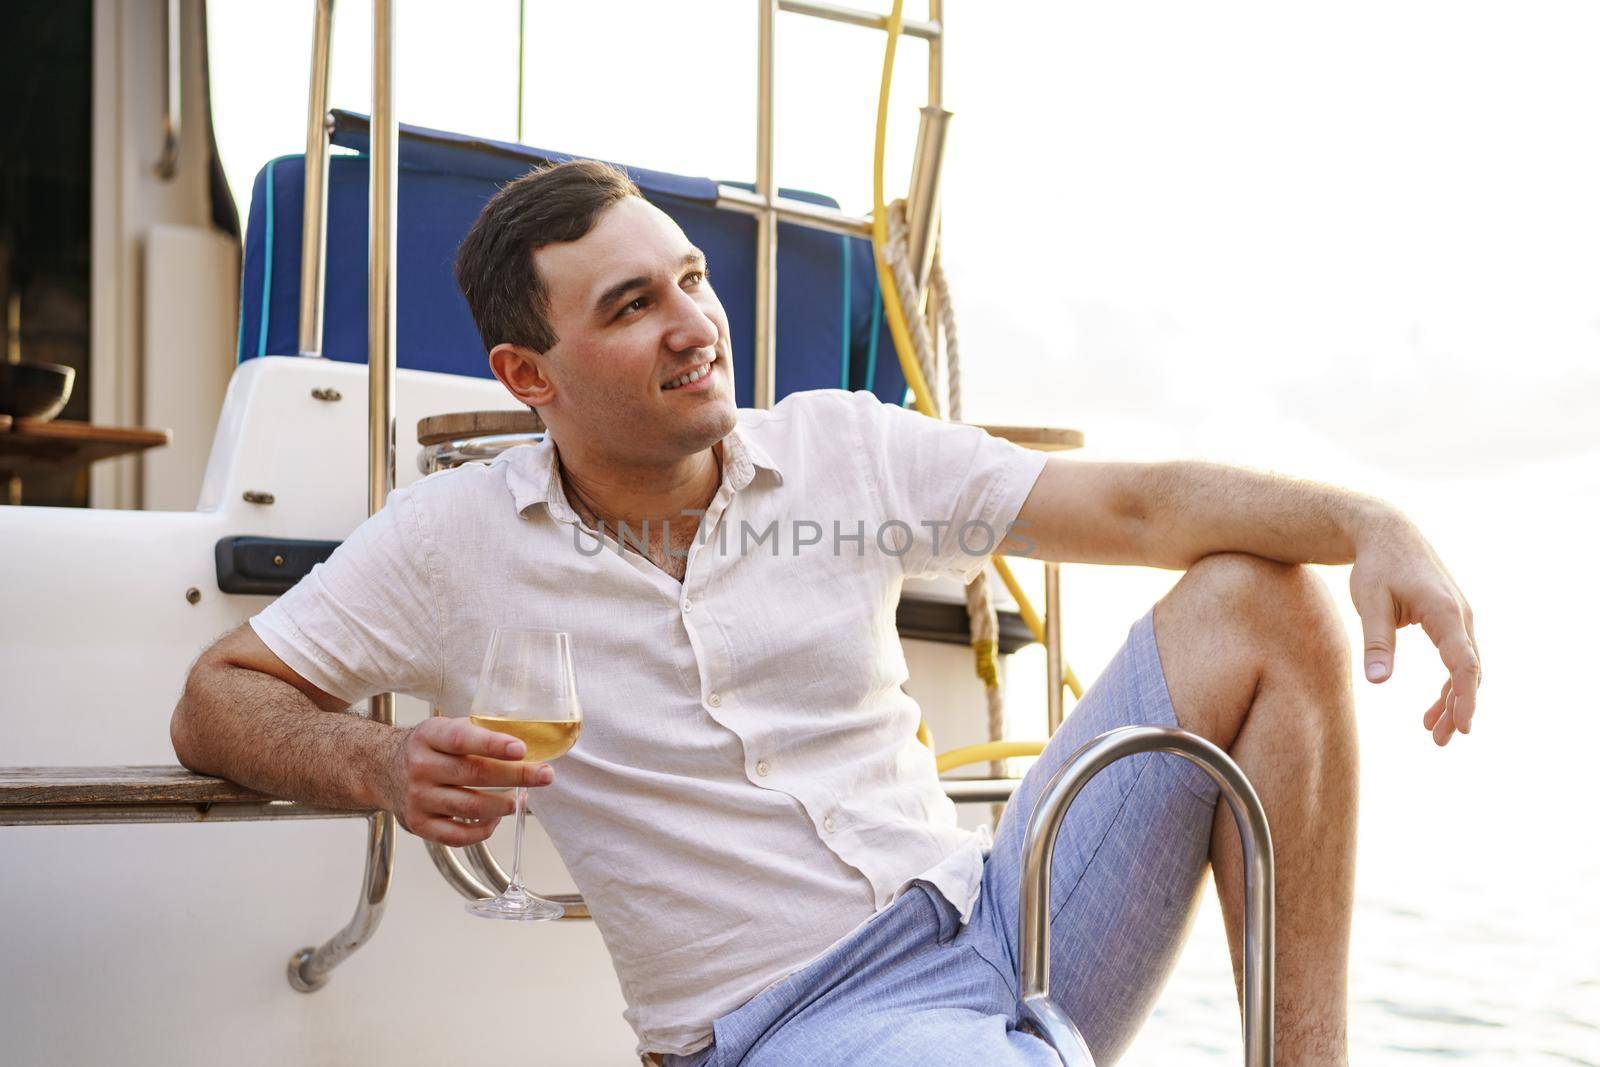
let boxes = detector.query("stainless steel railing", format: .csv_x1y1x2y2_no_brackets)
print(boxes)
425,836,592,921
287,807,396,991
417,431,544,476
1017,726,1276,1066
1044,563,1064,735
754,0,777,410
297,0,335,357
288,0,399,994
154,0,183,180
747,0,947,409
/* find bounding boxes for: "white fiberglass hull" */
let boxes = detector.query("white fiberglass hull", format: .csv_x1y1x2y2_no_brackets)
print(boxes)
0,356,1014,1065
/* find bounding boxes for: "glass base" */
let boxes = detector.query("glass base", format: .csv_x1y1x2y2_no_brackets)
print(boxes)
465,885,565,922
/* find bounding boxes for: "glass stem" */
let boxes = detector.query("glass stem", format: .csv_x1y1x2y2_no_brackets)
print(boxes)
509,785,528,893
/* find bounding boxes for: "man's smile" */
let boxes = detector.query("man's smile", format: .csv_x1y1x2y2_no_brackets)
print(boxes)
661,351,720,392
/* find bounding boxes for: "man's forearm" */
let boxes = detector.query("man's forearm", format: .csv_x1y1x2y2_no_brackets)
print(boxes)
1125,459,1401,570
171,666,400,812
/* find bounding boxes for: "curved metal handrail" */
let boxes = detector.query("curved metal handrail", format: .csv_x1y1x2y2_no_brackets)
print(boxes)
1017,726,1275,1066
424,838,591,920
289,750,396,991
461,838,508,888
426,836,495,897
417,432,543,476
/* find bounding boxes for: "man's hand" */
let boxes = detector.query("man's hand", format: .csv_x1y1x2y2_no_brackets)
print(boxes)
1348,510,1482,746
380,717,556,844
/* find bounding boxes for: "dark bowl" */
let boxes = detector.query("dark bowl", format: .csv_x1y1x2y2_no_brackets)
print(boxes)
0,360,76,421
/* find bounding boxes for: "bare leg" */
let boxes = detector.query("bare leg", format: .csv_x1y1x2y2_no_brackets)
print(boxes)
1152,552,1359,1065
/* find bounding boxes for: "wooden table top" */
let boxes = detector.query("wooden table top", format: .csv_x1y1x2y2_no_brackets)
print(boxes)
0,418,171,477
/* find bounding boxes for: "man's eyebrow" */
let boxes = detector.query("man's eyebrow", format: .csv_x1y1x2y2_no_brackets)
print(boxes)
591,251,708,316
593,275,650,315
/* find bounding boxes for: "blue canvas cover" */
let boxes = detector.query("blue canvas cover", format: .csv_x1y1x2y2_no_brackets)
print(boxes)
238,111,903,408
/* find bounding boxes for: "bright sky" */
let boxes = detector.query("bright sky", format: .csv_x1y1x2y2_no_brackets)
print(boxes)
208,0,1600,474
207,2,1599,1057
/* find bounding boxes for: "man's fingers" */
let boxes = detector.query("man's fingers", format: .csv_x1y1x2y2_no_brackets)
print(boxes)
1418,602,1480,735
1422,679,1449,731
412,815,501,847
1451,663,1477,735
1351,580,1398,683
1462,602,1482,688
458,754,543,789
1439,632,1480,736
1433,687,1457,746
1448,605,1482,734
451,757,551,790
422,717,526,761
405,744,536,789
419,785,517,822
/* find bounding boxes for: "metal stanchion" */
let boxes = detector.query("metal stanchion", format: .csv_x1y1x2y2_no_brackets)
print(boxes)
287,0,400,993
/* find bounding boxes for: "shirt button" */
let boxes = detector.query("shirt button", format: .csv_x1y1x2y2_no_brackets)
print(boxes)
707,693,722,708
681,598,693,613
823,814,838,833
755,760,770,777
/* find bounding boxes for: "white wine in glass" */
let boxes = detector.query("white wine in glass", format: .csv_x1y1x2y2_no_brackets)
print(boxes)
463,628,582,921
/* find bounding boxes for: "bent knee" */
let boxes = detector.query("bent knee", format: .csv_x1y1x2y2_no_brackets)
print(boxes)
1180,552,1348,675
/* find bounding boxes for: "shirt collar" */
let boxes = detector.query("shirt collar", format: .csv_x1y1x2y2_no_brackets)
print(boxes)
503,421,783,520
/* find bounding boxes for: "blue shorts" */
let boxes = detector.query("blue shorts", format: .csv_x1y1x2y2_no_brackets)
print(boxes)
667,607,1222,1066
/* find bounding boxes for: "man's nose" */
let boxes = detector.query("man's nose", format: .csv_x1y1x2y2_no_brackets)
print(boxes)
663,287,719,352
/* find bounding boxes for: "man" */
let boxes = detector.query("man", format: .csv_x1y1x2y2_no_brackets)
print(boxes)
171,160,1481,1066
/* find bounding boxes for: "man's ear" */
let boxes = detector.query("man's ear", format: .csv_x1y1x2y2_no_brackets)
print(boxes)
489,343,555,408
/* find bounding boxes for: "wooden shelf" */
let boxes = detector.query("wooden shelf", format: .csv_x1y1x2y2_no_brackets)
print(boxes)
0,418,170,479
0,766,369,826
415,408,1083,452
971,423,1084,452
417,408,542,447
0,765,273,807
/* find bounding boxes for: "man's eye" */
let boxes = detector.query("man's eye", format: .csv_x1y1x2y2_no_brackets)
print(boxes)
619,297,648,317
684,269,707,286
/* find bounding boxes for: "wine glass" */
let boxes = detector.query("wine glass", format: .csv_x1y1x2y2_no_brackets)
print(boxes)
463,628,582,921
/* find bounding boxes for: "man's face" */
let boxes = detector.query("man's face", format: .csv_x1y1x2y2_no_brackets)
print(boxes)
524,196,737,463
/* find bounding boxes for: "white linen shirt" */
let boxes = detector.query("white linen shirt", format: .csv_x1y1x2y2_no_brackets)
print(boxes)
251,388,1048,1057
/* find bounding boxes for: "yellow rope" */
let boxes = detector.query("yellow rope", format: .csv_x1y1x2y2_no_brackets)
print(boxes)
870,1,938,419
872,0,1085,730
992,557,1085,701
935,740,1046,776
992,556,1043,641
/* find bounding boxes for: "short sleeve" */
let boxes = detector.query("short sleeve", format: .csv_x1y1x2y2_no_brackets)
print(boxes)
847,391,1048,583
250,485,443,707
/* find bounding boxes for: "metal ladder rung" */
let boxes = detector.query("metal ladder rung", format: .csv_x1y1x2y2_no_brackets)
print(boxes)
716,185,872,237
778,0,942,41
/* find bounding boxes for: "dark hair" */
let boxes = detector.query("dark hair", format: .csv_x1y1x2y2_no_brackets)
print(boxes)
454,159,641,354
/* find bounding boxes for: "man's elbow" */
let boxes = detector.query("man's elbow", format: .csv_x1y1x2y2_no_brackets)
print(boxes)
1120,461,1195,570
169,665,215,773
